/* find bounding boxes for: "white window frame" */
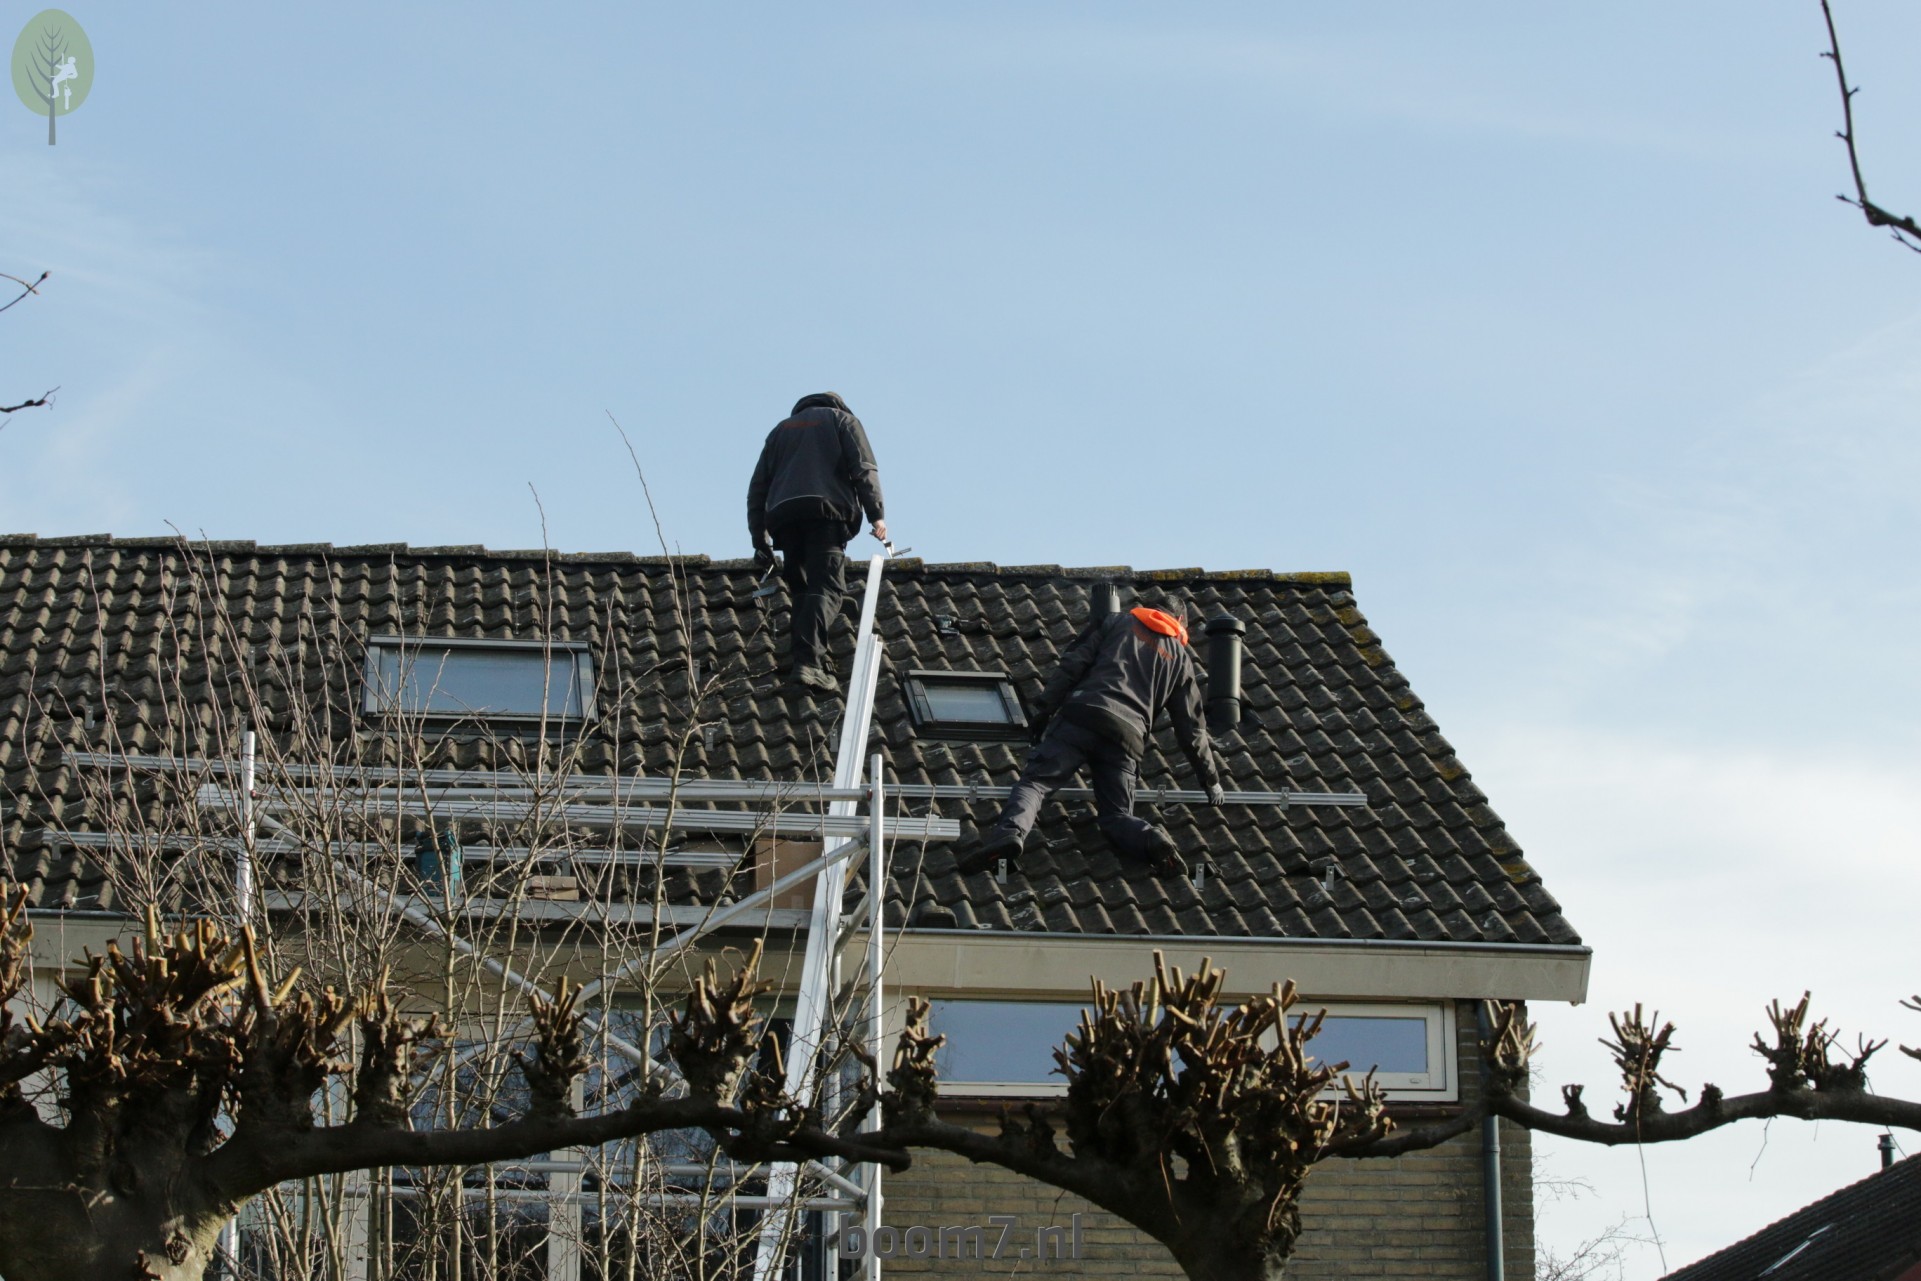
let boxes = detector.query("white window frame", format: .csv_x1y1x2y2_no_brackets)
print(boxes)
915,997,1082,1097
1288,1000,1457,1101
362,636,597,724
904,996,1456,1102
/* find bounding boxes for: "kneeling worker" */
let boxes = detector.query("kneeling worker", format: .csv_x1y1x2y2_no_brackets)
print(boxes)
964,601,1226,877
746,392,888,691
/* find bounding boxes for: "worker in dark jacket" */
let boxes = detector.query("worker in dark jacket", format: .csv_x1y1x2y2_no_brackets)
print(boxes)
747,392,887,691
964,603,1226,876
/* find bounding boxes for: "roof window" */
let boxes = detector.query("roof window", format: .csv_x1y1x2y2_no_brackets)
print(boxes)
902,669,1027,741
363,637,596,722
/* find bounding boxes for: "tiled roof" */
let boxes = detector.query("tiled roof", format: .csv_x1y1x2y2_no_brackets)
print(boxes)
1663,1153,1921,1281
0,535,1578,945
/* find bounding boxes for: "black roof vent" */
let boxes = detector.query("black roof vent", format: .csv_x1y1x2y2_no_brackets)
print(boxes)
1205,613,1247,733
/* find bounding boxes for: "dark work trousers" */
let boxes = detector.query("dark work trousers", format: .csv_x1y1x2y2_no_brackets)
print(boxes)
989,720,1167,860
771,519,848,673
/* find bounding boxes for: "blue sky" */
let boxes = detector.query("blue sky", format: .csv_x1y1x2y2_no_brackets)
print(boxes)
7,3,1921,1271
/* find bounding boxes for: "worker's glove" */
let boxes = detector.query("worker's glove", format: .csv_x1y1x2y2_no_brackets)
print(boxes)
1206,783,1227,806
753,546,778,575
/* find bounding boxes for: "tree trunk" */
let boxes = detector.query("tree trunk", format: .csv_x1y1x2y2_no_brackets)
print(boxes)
1169,1236,1291,1281
47,91,56,146
0,1115,230,1281
0,1188,227,1281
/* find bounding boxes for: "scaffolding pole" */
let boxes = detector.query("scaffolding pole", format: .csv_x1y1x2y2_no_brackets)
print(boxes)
861,751,886,1281
752,553,889,1281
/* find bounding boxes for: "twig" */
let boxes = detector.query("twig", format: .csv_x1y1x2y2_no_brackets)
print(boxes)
0,271,48,315
0,389,57,416
1820,0,1921,253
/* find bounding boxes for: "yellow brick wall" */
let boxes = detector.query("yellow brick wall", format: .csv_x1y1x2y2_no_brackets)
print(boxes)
869,1002,1534,1280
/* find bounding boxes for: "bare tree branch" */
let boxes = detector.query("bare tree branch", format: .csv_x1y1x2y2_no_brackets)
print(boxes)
0,273,48,316
1456,994,1921,1147
1,269,55,421
0,391,56,416
1820,0,1921,252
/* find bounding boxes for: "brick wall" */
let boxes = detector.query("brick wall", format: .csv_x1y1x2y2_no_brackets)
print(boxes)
871,1002,1534,1280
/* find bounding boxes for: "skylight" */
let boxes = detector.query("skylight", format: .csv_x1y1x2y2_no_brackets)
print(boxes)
901,670,1027,741
363,637,596,722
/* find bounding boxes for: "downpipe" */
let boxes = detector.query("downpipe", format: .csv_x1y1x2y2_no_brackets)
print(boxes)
1478,1005,1505,1281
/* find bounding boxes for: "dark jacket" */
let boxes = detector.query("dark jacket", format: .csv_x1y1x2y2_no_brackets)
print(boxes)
1034,609,1221,788
746,394,885,547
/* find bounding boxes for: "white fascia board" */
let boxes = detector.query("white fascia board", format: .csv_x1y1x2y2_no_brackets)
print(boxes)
862,931,1592,1005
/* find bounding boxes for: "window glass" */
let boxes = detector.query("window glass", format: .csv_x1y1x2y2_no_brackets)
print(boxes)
919,681,1012,724
369,643,590,718
927,1000,1086,1084
1300,1014,1429,1075
903,670,1027,740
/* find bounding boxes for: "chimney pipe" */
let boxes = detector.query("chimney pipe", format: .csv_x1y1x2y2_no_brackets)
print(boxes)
1090,582,1124,622
1205,614,1246,733
1881,1133,1896,1171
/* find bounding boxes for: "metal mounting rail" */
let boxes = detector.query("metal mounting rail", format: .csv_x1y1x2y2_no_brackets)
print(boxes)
69,751,1365,809
52,830,753,872
195,783,960,840
66,752,868,805
891,783,1366,807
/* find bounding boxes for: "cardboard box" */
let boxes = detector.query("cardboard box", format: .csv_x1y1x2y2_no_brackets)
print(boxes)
749,837,822,911
523,876,580,902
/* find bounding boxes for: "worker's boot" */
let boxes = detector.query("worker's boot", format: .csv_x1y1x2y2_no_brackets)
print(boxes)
957,828,1023,876
1142,829,1189,878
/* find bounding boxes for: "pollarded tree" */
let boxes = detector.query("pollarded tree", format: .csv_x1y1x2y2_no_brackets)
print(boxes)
870,955,1921,1281
876,952,1407,1281
0,892,896,1281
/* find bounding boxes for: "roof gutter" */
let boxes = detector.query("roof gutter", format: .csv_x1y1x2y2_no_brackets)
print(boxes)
901,927,1588,958
881,930,1593,1004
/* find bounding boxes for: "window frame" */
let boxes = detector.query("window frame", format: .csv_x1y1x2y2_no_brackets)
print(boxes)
901,669,1029,742
361,635,598,725
1287,1000,1457,1101
920,997,1083,1097
909,997,1456,1102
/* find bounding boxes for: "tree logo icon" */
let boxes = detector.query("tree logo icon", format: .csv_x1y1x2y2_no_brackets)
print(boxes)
11,10,93,145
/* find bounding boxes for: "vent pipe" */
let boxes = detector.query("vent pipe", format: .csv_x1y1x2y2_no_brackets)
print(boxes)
1090,582,1124,622
1881,1133,1896,1171
1205,614,1246,733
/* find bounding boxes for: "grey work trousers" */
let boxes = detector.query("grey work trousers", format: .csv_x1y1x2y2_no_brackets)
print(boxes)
989,720,1168,860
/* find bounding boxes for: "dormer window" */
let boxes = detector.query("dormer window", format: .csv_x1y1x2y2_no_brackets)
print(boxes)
363,637,596,723
902,669,1027,741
